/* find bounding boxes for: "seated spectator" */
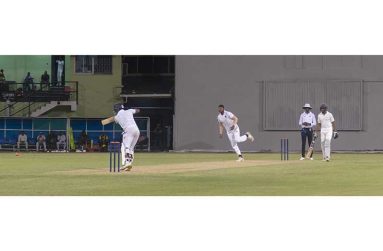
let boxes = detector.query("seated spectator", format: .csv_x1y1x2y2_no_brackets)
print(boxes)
47,131,57,152
17,131,28,150
78,130,88,151
98,133,109,152
138,135,148,145
36,132,47,152
57,133,67,151
23,72,34,91
40,70,50,90
15,88,23,98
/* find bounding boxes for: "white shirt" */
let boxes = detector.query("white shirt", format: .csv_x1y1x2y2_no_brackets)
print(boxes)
56,60,64,71
58,135,66,143
114,109,138,131
298,111,316,128
217,110,236,132
18,134,27,142
318,111,335,129
37,135,46,143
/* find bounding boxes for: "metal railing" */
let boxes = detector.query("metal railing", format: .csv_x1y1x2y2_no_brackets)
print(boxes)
9,101,45,117
0,81,79,116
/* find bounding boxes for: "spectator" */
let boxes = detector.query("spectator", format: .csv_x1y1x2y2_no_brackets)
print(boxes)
98,133,109,152
23,72,34,91
152,123,164,151
17,131,28,150
47,131,57,152
57,133,67,151
138,135,149,149
4,97,12,116
0,69,5,92
56,59,64,85
0,69,5,82
40,70,50,90
78,130,88,151
36,132,47,152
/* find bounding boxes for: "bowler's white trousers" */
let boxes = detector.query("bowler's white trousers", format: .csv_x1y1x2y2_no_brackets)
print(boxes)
226,126,247,155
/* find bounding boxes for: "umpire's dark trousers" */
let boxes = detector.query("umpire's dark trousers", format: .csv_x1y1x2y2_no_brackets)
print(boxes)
301,128,313,157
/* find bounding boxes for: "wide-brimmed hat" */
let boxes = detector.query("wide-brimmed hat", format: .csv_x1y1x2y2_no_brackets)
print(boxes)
302,103,312,109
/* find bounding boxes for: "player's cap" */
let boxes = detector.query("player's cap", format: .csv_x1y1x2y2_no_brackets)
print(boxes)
320,103,328,109
302,103,312,109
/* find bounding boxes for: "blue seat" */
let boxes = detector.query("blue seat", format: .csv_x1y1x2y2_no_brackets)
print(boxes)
7,138,16,145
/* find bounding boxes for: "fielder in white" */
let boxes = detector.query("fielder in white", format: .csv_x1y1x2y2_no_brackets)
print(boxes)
113,103,141,171
56,59,64,83
217,104,254,162
316,103,338,162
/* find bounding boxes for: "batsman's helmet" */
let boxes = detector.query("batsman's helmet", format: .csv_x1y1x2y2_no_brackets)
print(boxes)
113,103,124,113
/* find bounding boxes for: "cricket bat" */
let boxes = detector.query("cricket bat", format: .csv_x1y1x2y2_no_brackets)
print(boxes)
305,134,317,159
101,116,115,126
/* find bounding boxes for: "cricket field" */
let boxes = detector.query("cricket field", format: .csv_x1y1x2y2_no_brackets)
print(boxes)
0,152,383,195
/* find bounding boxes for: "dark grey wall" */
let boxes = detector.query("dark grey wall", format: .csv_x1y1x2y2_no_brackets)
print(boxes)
174,56,383,152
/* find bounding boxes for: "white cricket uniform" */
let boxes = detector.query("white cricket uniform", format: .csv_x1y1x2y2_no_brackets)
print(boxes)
114,109,140,165
317,111,335,160
217,110,247,156
56,60,64,82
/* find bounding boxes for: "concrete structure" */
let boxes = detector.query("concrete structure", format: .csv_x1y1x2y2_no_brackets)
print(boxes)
174,56,383,152
0,56,121,118
47,56,122,117
31,101,77,117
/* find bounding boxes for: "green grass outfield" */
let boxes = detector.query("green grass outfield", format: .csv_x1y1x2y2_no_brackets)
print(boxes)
0,152,383,195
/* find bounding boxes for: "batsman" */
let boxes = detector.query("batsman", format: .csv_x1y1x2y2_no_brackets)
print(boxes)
101,103,141,171
316,103,338,162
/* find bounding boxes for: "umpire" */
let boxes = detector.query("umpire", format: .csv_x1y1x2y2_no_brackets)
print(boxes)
298,103,317,160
